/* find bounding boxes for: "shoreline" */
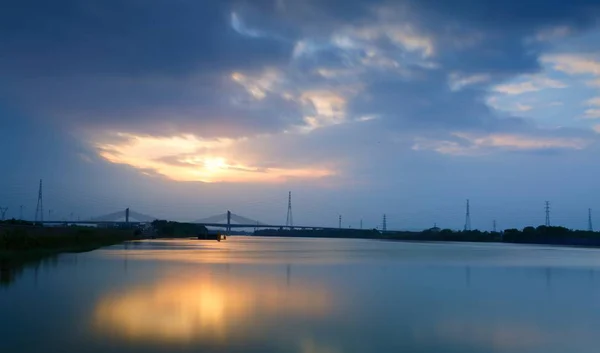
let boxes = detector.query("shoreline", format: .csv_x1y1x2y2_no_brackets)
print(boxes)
1,225,144,286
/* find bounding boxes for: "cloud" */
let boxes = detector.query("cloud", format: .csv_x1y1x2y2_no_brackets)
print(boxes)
0,0,293,77
231,69,284,100
485,97,535,114
412,130,592,155
515,103,533,112
493,76,567,95
230,12,264,38
3,0,600,189
94,132,335,183
299,90,350,131
229,67,362,133
347,22,435,58
448,73,491,91
532,26,572,42
356,115,379,122
541,54,600,75
584,109,600,119
586,97,600,106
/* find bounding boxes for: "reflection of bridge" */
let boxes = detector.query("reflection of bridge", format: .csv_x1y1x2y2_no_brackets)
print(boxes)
42,208,348,231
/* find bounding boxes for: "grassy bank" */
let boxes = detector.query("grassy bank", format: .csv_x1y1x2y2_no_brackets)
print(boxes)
1,225,141,255
1,225,142,286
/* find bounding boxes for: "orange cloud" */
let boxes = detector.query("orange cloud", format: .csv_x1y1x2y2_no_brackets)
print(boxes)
413,132,590,155
299,91,348,131
95,133,334,183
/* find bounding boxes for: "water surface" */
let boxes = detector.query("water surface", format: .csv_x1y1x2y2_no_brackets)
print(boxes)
2,237,600,353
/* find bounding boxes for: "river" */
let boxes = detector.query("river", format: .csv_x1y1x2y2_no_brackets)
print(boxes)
2,237,600,352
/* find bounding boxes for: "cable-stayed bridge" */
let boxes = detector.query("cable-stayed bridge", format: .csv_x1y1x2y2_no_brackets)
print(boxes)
24,184,363,231
195,212,268,226
89,209,156,223
40,208,157,225
193,210,348,230
40,208,348,231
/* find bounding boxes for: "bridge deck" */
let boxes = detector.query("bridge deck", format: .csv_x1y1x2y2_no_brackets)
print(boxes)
38,221,352,231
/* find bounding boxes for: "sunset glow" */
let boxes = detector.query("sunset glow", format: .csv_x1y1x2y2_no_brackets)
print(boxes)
95,133,334,183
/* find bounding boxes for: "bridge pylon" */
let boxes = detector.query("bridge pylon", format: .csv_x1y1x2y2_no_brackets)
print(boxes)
227,210,231,235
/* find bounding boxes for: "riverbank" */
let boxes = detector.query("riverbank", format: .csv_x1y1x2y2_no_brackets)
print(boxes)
254,226,600,247
1,225,142,285
1,225,141,254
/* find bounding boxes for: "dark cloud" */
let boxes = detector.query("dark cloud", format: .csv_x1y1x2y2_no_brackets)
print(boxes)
348,71,493,131
409,0,600,29
2,0,600,144
279,0,600,75
1,68,305,138
0,0,292,77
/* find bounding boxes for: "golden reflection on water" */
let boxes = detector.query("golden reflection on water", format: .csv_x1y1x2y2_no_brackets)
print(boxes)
93,269,333,343
100,238,363,265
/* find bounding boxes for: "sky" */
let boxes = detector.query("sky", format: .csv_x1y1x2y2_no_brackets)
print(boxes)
1,0,600,230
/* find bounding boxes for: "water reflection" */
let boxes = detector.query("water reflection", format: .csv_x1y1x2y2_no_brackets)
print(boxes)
93,267,333,344
422,319,548,350
4,239,600,352
0,255,59,287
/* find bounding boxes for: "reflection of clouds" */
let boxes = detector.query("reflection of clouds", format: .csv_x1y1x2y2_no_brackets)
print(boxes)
413,319,547,350
300,338,340,353
93,272,332,343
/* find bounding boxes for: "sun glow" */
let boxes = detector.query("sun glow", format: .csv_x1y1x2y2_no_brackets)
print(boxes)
94,132,334,183
203,157,227,171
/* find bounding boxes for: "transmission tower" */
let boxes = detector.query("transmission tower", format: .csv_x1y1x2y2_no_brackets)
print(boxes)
360,219,363,230
382,214,387,231
545,201,551,227
285,191,293,227
0,207,7,221
589,208,593,232
464,199,471,231
338,215,342,229
493,220,497,233
35,179,44,223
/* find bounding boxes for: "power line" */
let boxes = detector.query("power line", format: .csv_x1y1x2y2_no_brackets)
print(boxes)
285,191,293,228
35,179,44,223
464,199,471,231
589,208,593,232
545,201,551,227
